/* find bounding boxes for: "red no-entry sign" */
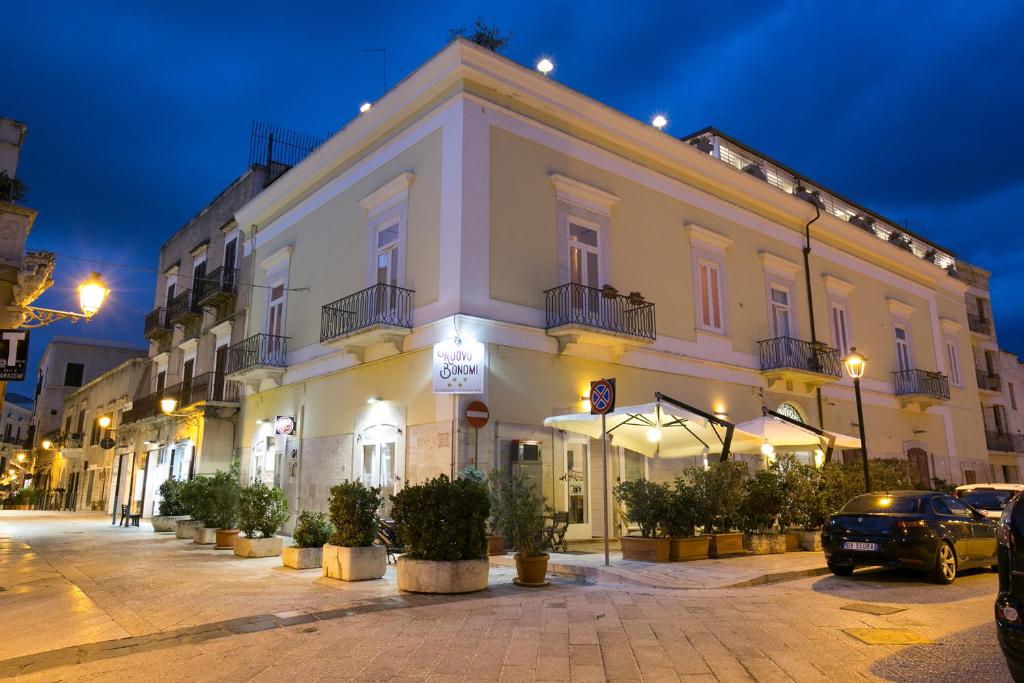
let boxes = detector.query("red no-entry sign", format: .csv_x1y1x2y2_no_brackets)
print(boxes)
466,401,490,429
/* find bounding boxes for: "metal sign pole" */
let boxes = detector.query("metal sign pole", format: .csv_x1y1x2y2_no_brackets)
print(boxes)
602,411,609,567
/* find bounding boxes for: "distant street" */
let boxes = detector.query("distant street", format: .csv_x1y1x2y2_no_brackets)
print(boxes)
0,512,1010,682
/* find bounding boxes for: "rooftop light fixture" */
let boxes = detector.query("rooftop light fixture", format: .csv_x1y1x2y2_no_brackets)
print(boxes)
359,102,372,113
651,114,668,130
536,58,554,76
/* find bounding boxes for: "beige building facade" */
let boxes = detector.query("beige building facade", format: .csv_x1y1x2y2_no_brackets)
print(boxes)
226,40,996,536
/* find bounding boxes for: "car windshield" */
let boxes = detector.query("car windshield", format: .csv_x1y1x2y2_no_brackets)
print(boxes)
959,490,1014,511
841,495,920,514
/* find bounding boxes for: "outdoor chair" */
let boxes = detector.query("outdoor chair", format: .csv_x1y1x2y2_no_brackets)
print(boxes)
376,518,406,564
119,504,141,527
544,512,570,552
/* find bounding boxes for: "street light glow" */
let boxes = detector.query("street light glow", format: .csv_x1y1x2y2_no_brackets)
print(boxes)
536,58,554,75
760,441,775,456
652,114,668,130
97,415,112,429
844,347,866,379
41,440,53,450
160,397,178,415
16,453,26,462
78,272,109,317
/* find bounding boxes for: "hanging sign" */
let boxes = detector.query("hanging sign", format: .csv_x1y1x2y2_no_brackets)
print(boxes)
0,330,29,381
433,339,486,394
275,416,296,436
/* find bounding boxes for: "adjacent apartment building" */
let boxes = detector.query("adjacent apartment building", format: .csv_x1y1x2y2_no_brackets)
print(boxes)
221,39,996,538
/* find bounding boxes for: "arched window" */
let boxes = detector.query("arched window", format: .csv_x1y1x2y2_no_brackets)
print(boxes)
777,402,804,424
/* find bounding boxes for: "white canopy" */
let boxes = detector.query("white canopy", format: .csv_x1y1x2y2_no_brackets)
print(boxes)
543,402,762,457
732,415,861,453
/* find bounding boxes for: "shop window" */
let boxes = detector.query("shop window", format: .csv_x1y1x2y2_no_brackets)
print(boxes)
64,362,84,387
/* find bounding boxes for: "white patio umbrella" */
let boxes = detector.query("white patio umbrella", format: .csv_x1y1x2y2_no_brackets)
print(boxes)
732,415,861,453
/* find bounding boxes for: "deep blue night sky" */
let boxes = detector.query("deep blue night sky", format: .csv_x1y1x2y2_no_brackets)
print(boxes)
6,1,1024,394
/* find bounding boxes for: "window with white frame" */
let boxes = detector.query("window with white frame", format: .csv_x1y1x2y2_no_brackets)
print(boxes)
945,338,962,387
361,173,412,290
894,324,913,372
164,272,178,307
266,282,286,338
830,301,851,356
375,222,400,287
697,259,724,333
770,286,792,338
568,222,601,290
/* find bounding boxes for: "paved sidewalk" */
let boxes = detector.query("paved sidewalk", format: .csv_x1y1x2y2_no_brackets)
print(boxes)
490,546,829,589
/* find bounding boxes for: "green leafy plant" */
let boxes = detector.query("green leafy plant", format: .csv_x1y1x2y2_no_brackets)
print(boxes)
0,171,27,203
391,475,489,561
688,460,748,533
328,481,382,547
179,477,212,523
156,478,188,516
459,465,487,484
666,477,701,537
737,469,784,535
614,479,671,538
769,454,810,531
239,481,288,538
931,477,957,494
207,470,241,530
448,18,512,52
293,510,334,548
488,470,546,557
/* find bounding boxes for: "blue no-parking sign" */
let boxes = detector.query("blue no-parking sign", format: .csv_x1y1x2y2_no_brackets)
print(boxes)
589,378,616,415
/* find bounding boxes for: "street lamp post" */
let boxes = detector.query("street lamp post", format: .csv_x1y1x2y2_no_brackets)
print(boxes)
844,347,871,492
20,272,109,328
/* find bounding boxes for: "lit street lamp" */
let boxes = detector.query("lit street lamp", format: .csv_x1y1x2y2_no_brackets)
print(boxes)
844,347,871,492
97,415,112,429
21,272,109,327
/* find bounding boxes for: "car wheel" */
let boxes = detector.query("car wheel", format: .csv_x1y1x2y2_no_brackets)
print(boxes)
828,562,854,577
930,542,957,584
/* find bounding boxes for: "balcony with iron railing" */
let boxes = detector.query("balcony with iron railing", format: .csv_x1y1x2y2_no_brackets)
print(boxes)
64,433,83,449
320,283,414,353
121,372,239,424
144,307,172,340
893,369,950,405
968,313,993,336
166,290,202,326
977,368,1002,393
987,431,1024,454
195,267,238,309
226,333,288,383
757,336,841,391
544,283,656,351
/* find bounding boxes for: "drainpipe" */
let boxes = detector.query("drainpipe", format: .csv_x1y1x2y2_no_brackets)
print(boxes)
798,186,826,433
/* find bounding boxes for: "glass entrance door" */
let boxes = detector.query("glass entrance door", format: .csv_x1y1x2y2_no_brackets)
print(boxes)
563,439,591,540
360,425,398,494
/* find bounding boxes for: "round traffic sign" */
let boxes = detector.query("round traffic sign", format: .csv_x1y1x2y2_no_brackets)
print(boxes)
465,401,490,429
590,379,615,415
99,437,116,450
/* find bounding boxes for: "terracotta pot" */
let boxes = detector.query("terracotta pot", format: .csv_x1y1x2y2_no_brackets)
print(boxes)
620,536,670,562
670,536,711,561
785,531,802,552
708,533,744,558
514,553,549,586
215,529,240,549
743,533,786,555
799,530,823,552
487,535,505,556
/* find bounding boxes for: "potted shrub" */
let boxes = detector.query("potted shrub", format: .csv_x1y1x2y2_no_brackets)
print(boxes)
152,479,189,532
391,475,490,593
323,481,386,581
666,477,709,561
283,510,334,569
234,482,288,558
795,463,850,551
489,470,548,586
613,479,671,561
462,466,504,555
738,469,786,554
207,470,241,549
690,461,747,557
771,455,808,552
181,477,215,543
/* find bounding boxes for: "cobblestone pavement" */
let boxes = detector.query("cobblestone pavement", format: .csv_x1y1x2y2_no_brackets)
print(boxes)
0,512,1010,682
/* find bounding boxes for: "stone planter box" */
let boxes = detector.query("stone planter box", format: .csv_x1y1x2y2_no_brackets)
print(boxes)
234,536,283,558
670,535,711,561
744,533,787,555
193,526,217,545
282,546,323,569
396,556,489,593
323,544,387,581
799,530,822,552
620,536,670,562
785,531,802,552
215,529,240,549
152,515,189,533
709,533,744,558
176,519,202,539
487,535,505,556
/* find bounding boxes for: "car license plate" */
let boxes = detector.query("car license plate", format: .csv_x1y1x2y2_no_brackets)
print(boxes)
843,541,879,551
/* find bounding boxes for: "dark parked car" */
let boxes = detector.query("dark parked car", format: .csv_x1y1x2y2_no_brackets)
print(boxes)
821,490,998,583
995,492,1024,681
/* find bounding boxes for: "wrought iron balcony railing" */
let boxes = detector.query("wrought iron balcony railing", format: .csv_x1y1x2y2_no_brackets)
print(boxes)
977,369,1002,392
144,307,172,338
544,283,656,341
986,431,1024,454
166,290,201,325
967,313,993,336
195,267,238,307
320,283,414,343
227,333,288,375
757,337,841,377
121,372,239,424
893,369,950,400
64,433,84,449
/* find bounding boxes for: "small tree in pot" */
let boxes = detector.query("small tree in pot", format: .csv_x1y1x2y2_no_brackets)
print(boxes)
235,482,288,558
738,469,786,554
614,479,671,561
283,510,334,569
489,470,548,586
462,466,504,555
324,481,386,581
183,477,217,543
689,460,748,557
391,475,490,593
152,479,189,532
208,470,241,549
666,477,708,561
770,455,810,551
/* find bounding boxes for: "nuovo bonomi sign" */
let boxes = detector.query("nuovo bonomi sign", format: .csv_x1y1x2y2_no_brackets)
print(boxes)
432,339,486,394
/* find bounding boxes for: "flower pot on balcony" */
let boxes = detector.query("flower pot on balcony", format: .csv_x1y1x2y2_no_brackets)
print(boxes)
234,535,282,558
670,535,711,561
322,544,387,581
799,530,822,552
708,532,744,558
214,529,240,549
152,515,189,533
396,556,489,593
785,531,802,552
744,533,786,555
487,535,505,556
620,536,670,562
282,545,323,570
513,553,549,587
193,526,217,545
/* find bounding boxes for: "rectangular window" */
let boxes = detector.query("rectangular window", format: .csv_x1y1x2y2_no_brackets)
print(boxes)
830,302,851,356
165,279,176,308
64,362,85,387
75,410,85,437
697,259,724,333
568,223,600,290
995,405,1009,435
945,339,961,386
266,283,286,337
770,286,792,338
90,420,100,446
224,237,238,271
894,325,913,372
156,370,166,393
376,223,400,287
1011,382,1018,411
